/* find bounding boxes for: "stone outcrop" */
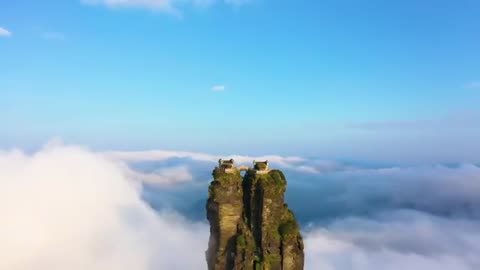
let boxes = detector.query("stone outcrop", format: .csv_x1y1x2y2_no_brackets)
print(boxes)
206,165,304,270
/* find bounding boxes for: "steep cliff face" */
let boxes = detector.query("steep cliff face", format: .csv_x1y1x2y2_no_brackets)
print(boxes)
206,167,304,270
206,168,244,270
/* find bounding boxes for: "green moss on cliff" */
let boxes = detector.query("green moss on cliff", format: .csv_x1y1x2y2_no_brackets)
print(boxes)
279,206,301,240
209,168,243,200
207,165,304,270
279,220,299,238
269,170,287,185
259,170,287,196
265,253,282,263
212,168,242,184
237,234,247,249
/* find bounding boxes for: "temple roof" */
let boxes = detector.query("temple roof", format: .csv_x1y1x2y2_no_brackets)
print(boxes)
219,159,235,170
253,161,269,170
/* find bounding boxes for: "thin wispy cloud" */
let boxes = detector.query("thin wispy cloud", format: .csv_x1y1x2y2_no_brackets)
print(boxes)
82,0,252,14
467,81,480,90
0,27,11,37
194,0,216,8
103,149,306,169
82,0,176,13
121,165,193,186
211,85,226,91
347,112,480,131
224,0,251,7
42,31,66,41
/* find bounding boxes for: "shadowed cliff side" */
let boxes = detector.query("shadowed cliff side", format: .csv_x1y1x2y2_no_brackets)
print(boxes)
206,163,304,270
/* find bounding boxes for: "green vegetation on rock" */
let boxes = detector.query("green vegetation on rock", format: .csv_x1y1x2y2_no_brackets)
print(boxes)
207,165,304,270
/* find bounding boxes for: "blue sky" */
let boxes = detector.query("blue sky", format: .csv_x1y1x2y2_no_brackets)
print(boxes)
1,0,479,161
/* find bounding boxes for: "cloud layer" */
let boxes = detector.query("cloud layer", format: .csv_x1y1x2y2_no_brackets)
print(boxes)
126,148,480,269
304,210,480,270
103,149,307,174
1,144,479,269
0,145,208,270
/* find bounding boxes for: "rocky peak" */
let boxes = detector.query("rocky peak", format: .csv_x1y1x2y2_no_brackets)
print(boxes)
206,163,304,270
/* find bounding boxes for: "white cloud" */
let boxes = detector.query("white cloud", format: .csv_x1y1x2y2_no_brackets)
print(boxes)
304,210,480,270
108,150,480,270
2,143,480,270
82,0,177,13
103,149,306,171
211,85,226,91
104,149,217,162
289,163,480,222
295,160,348,174
0,27,11,37
0,144,208,270
122,165,193,185
82,0,252,13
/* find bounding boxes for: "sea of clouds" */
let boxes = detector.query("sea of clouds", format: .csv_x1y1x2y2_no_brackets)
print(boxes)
1,143,479,269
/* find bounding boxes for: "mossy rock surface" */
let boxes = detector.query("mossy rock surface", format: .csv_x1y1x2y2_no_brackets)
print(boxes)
207,166,304,270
